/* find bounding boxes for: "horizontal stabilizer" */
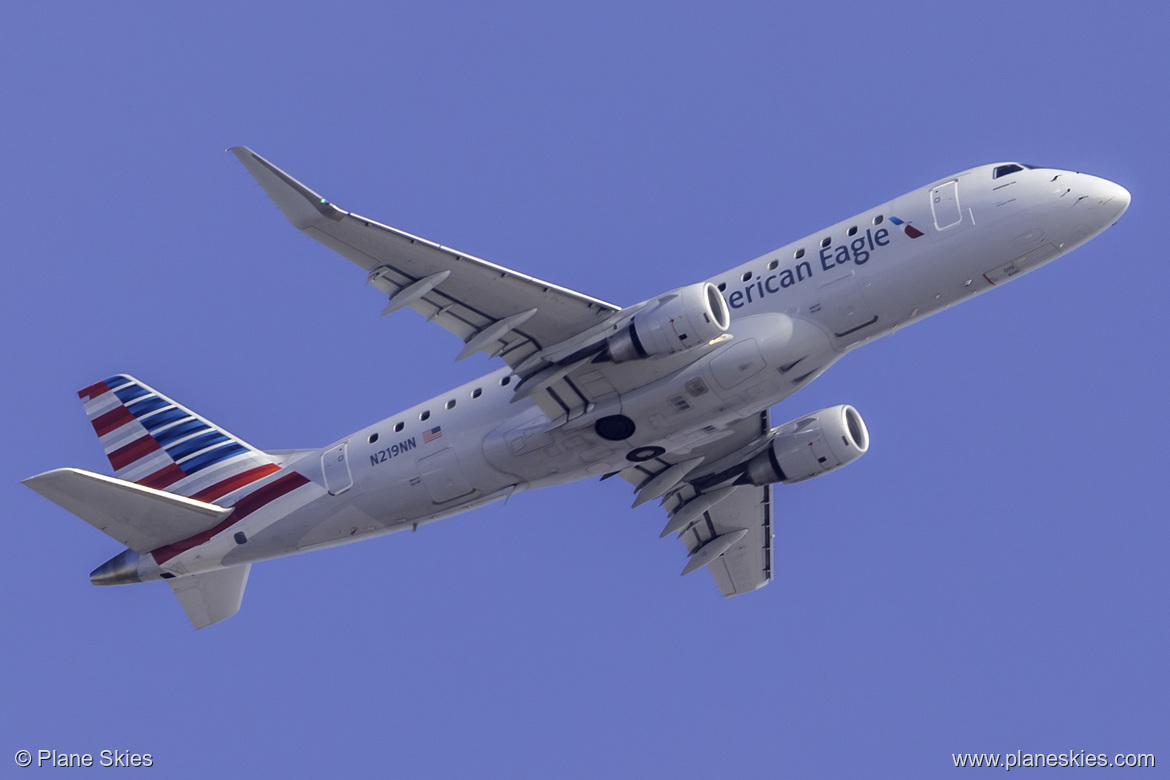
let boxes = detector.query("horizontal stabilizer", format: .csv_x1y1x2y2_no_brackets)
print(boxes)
23,468,231,554
168,565,250,629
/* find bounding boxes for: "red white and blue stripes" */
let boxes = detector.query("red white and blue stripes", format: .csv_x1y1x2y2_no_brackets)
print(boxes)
79,375,281,503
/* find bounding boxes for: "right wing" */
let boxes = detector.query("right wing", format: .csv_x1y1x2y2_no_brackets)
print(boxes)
675,482,773,597
620,411,776,596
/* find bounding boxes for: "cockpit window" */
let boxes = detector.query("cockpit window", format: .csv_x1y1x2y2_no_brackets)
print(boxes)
993,163,1039,179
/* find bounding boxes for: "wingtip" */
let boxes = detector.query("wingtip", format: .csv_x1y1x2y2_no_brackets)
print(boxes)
229,147,339,228
22,467,78,490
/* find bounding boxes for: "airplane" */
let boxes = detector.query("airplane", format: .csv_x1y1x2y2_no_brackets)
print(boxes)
23,149,1130,628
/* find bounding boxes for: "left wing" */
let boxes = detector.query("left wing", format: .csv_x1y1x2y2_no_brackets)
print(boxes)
621,411,775,596
231,147,621,369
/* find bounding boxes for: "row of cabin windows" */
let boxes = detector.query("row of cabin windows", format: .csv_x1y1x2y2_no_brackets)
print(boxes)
367,375,511,443
720,214,886,289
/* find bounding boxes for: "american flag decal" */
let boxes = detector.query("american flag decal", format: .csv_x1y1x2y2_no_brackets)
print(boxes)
422,426,443,443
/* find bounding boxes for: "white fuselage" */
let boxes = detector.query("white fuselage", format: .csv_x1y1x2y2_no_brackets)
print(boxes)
141,163,1129,580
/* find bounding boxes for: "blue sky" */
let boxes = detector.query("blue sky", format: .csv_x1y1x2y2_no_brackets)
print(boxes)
3,2,1165,777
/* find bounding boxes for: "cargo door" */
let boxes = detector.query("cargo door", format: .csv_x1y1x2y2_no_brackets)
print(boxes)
810,271,878,341
417,448,475,504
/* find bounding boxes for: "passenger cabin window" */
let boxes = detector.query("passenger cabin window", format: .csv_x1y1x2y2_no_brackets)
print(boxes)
394,422,404,433
873,215,883,225
847,226,858,236
472,388,482,399
368,433,379,444
767,260,778,270
445,399,456,410
717,282,727,291
794,248,805,259
993,163,1025,179
420,410,431,421
820,237,831,248
741,271,752,282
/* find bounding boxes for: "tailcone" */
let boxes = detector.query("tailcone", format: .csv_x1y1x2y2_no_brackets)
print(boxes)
90,549,142,586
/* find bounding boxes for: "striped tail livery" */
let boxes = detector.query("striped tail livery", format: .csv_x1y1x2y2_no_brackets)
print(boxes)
24,375,316,629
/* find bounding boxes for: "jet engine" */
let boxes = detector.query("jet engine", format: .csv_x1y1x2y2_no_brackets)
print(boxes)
608,282,730,362
744,404,869,485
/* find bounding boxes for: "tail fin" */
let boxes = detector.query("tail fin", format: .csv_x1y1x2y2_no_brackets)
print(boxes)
77,375,281,503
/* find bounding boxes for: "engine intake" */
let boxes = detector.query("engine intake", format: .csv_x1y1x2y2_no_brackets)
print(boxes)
745,404,869,485
608,283,730,362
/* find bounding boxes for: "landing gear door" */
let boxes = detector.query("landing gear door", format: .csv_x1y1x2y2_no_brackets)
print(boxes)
322,442,353,496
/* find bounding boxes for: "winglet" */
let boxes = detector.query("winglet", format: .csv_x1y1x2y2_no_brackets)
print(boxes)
229,146,345,229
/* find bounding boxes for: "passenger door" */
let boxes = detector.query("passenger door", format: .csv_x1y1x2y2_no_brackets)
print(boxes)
321,442,353,496
930,180,962,230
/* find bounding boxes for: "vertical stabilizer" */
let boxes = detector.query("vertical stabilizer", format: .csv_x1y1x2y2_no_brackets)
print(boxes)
167,566,251,629
77,375,281,503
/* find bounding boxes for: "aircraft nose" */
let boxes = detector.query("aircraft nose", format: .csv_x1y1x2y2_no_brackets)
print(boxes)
1077,173,1131,222
1090,175,1130,220
1106,180,1131,220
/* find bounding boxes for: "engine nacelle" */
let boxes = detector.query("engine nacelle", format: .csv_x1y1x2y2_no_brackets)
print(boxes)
608,282,730,362
745,404,869,485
